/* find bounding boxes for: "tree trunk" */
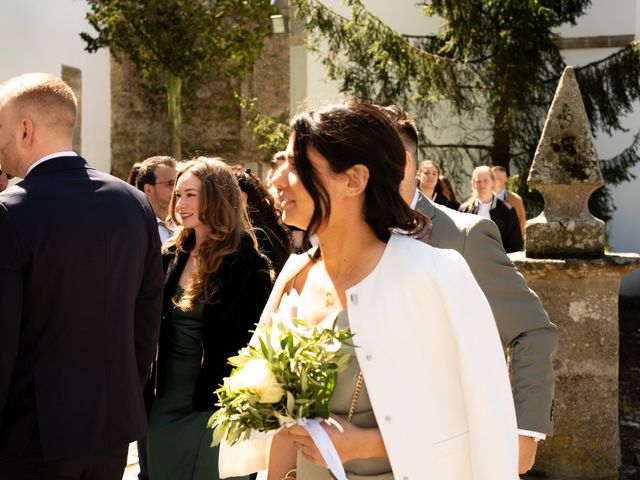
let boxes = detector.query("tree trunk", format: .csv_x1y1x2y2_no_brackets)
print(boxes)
167,75,183,161
492,105,512,174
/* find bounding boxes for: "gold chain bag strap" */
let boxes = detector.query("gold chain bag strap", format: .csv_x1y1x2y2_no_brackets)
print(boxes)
282,372,364,480
347,371,364,422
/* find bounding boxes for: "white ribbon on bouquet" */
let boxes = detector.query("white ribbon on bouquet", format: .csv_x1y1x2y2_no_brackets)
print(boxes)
218,418,347,479
298,418,347,480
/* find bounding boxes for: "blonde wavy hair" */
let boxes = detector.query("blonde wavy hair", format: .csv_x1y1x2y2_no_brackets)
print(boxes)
166,157,257,311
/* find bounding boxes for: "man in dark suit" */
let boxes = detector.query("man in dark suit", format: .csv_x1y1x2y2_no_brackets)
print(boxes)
0,73,163,479
384,105,558,475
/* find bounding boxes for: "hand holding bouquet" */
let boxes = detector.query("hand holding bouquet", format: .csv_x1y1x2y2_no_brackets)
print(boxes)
209,313,353,447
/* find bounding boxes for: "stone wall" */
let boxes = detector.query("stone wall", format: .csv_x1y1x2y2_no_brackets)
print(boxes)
109,33,290,180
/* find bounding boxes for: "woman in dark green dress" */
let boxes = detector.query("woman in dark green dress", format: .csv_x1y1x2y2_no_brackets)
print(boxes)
146,157,273,480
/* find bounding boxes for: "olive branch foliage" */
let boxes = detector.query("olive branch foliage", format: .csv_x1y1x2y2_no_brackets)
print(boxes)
209,319,353,446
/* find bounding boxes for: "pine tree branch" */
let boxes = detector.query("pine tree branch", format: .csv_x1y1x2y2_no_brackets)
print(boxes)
425,143,492,150
600,128,640,184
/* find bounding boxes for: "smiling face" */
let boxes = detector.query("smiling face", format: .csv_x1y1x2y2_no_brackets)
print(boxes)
272,133,347,233
271,134,317,230
173,170,211,238
472,168,495,203
417,162,439,193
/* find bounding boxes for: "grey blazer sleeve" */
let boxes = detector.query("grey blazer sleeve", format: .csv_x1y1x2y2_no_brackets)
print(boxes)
462,218,557,435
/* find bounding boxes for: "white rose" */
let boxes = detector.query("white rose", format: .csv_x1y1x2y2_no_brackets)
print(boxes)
228,359,285,404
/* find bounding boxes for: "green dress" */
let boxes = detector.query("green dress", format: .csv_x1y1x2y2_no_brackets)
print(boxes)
294,309,393,480
147,286,248,480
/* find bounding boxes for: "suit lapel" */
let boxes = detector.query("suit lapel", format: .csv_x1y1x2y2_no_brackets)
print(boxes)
413,191,438,245
414,190,437,218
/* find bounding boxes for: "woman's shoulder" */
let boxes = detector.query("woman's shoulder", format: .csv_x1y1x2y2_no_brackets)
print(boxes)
230,233,271,270
161,243,178,257
493,197,514,212
389,233,466,271
161,244,180,271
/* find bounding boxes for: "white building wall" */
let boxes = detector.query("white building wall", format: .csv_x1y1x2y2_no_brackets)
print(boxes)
557,0,640,293
0,0,111,174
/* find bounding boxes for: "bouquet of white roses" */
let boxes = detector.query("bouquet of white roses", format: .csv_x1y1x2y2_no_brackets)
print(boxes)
208,314,353,447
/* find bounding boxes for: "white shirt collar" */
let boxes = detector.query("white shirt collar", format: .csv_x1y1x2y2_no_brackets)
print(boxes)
157,218,172,244
409,189,420,209
474,194,498,210
26,151,78,177
477,201,492,219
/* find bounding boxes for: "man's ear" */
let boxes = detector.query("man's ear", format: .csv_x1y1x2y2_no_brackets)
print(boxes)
18,118,34,148
345,164,369,196
405,150,415,181
143,183,153,196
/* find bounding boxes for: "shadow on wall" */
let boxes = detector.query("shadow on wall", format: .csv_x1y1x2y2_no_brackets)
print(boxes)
621,270,640,296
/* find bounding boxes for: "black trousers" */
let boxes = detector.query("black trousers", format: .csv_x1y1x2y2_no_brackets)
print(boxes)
136,435,148,480
0,443,128,480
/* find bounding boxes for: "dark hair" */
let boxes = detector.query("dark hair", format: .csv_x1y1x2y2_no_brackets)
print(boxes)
380,104,419,168
135,156,177,190
126,162,142,186
416,160,444,197
290,101,426,247
232,166,293,274
382,104,418,147
439,175,460,204
270,150,287,169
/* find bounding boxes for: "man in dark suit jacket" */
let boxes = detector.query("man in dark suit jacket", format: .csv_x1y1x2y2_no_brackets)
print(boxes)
384,105,558,475
0,73,163,479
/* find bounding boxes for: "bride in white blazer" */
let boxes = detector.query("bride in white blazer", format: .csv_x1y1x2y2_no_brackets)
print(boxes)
219,102,518,480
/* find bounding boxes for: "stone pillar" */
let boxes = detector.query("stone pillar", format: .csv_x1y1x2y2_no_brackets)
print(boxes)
526,67,604,259
512,66,640,479
513,256,638,479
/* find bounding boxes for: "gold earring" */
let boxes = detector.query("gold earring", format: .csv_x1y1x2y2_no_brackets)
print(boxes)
345,188,351,195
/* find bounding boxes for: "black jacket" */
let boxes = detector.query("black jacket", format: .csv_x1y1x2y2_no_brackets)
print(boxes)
0,156,163,461
150,234,272,411
459,196,524,253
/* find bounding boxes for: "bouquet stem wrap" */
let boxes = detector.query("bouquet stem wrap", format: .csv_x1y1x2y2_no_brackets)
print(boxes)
299,418,347,480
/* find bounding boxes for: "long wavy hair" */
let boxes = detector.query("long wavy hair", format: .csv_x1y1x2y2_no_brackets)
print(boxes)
289,101,427,248
166,157,257,310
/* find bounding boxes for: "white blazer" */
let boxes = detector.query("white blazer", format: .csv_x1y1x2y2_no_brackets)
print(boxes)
220,233,518,479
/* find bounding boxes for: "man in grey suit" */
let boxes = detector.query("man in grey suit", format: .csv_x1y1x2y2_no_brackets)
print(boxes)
384,105,558,474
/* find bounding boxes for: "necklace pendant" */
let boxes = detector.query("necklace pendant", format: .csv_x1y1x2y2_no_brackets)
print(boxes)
325,291,334,307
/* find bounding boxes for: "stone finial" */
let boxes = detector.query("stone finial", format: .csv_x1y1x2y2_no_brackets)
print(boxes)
526,66,605,258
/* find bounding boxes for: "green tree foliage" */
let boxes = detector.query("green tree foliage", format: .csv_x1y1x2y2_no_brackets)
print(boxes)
236,94,291,151
293,0,640,220
81,0,275,160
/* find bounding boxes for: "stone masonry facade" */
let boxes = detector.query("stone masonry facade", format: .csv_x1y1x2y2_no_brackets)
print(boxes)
109,33,290,180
